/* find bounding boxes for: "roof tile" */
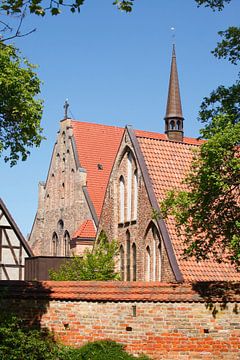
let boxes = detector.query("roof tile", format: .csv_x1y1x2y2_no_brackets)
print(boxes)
136,134,240,282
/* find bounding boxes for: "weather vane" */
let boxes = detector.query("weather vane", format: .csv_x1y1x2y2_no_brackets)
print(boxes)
63,99,69,119
171,27,175,44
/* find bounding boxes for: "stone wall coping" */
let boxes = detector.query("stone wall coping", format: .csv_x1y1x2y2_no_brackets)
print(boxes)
0,281,240,303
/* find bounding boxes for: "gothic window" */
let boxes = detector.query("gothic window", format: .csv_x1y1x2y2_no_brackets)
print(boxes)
146,246,151,281
120,245,125,281
119,176,125,223
133,170,138,221
126,230,131,281
127,152,132,222
52,232,59,256
57,219,64,232
132,243,137,281
64,231,70,256
158,242,162,281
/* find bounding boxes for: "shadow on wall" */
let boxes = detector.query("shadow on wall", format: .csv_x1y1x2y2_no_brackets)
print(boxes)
192,281,240,318
0,280,52,328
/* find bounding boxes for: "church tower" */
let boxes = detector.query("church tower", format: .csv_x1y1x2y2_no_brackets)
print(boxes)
164,44,184,142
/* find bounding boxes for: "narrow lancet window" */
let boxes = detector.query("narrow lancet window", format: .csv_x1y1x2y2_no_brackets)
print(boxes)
127,152,132,222
119,176,125,223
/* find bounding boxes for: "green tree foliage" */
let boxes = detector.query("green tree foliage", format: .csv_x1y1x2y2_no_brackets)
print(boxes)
0,313,58,360
161,116,240,266
49,231,120,281
0,0,134,17
58,340,150,360
194,0,231,11
0,43,43,165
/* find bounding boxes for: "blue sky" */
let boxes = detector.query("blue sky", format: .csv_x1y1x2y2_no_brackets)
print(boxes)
0,0,239,236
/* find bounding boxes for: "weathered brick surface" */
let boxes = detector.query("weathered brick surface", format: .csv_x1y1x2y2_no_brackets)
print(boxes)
29,119,93,256
1,281,239,360
99,130,175,282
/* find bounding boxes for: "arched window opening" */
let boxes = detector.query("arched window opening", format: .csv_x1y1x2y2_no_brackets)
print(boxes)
57,219,64,232
158,242,162,281
170,120,175,130
120,245,125,281
133,170,138,221
146,246,151,281
119,176,125,223
64,231,70,256
132,243,137,281
177,120,181,130
126,231,131,281
52,232,59,256
127,152,132,221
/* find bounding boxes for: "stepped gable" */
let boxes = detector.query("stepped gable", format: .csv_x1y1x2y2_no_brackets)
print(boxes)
71,121,124,218
135,130,240,282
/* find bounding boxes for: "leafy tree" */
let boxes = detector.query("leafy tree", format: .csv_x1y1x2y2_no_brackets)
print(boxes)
49,231,120,281
161,1,240,267
0,313,58,360
0,43,43,166
161,115,240,267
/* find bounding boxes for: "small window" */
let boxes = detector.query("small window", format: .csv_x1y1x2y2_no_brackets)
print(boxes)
119,176,125,223
132,243,137,281
64,231,70,256
146,246,151,281
170,120,175,130
126,231,131,281
57,219,64,232
52,232,59,256
120,245,125,281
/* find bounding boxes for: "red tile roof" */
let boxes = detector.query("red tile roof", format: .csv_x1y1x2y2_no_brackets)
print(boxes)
2,281,240,302
72,121,124,218
73,220,96,239
136,134,240,282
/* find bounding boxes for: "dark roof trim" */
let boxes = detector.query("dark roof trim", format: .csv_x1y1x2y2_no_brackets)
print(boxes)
82,186,99,227
126,126,183,283
70,135,81,169
0,198,33,257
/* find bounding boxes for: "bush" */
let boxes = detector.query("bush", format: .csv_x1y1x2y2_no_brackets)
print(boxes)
58,340,150,360
0,314,58,360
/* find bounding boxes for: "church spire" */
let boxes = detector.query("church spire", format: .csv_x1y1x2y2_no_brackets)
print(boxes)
164,44,184,142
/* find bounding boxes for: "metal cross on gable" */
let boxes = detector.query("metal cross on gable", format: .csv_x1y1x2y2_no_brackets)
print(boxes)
63,99,69,119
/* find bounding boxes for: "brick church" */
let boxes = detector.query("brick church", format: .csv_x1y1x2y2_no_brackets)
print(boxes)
29,46,240,283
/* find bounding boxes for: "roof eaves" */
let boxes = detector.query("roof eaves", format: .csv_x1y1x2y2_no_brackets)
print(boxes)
82,186,99,226
127,126,183,283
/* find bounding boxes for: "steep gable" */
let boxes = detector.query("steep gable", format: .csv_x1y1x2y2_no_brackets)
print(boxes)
135,131,240,282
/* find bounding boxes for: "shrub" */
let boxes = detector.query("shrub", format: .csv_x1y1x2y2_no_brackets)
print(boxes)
0,314,58,360
58,340,150,360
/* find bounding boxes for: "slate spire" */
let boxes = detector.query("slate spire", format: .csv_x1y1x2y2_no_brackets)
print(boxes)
164,44,184,142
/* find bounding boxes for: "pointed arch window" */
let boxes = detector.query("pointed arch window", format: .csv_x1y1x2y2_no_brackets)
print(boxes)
146,246,151,281
120,245,125,281
119,176,125,223
64,231,70,256
52,232,59,256
133,170,138,221
126,230,131,281
158,242,162,281
127,152,132,222
132,243,137,281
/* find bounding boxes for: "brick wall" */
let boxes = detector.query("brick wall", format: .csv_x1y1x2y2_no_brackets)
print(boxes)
1,281,240,360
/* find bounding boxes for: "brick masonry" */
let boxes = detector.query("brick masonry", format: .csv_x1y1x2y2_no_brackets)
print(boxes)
29,119,93,256
98,129,176,283
1,281,240,360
